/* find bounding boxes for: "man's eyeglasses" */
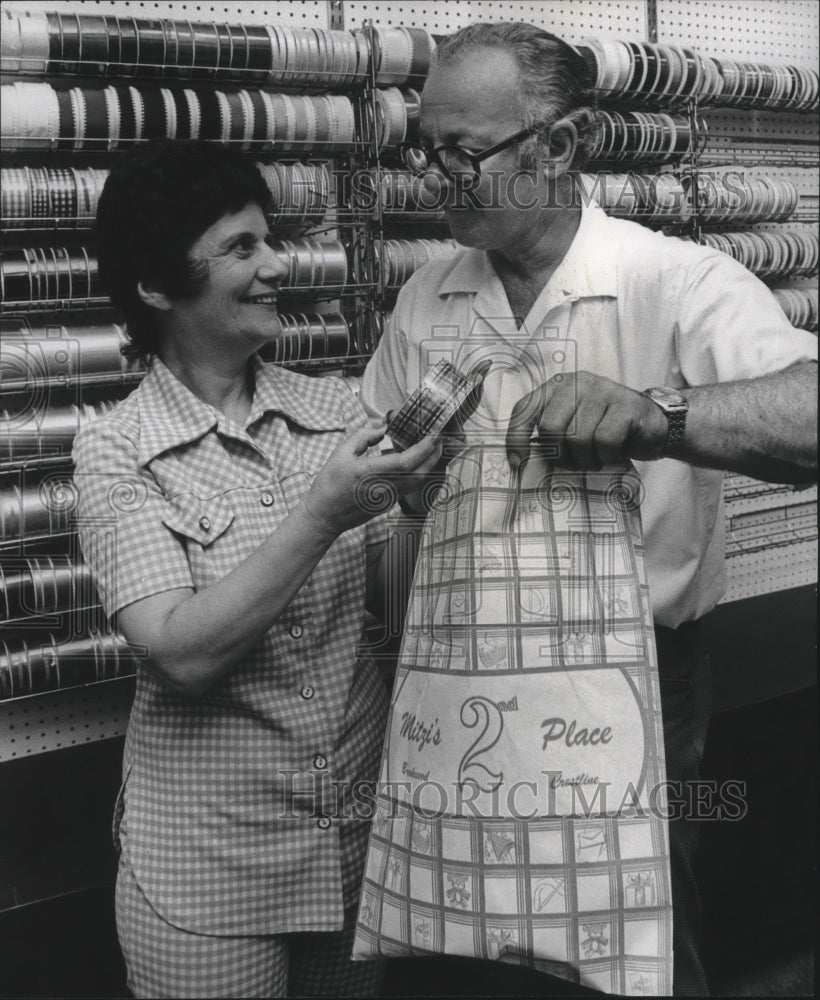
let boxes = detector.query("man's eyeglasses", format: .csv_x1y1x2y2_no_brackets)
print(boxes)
397,124,541,182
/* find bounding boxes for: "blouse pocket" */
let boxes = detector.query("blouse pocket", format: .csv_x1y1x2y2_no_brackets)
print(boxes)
161,493,235,547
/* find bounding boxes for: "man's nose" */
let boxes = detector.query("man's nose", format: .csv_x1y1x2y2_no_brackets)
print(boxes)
419,163,451,204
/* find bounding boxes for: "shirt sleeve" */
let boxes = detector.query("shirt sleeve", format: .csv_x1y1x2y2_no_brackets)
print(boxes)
72,417,194,619
359,305,412,423
675,250,818,385
329,376,393,549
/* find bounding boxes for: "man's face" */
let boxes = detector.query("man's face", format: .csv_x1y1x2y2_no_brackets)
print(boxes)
419,47,554,252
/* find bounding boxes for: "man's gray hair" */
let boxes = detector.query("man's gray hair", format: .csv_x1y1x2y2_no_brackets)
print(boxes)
432,21,598,170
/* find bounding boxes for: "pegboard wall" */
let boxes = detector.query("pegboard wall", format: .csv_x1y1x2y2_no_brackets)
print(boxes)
342,0,647,41
3,0,331,27
0,675,134,761
721,480,818,602
656,0,819,69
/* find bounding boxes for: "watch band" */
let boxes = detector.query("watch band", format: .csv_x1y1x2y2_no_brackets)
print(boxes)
643,387,688,456
664,409,687,453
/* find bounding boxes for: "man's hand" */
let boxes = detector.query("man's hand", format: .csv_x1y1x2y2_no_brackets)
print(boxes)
506,371,670,470
304,426,442,535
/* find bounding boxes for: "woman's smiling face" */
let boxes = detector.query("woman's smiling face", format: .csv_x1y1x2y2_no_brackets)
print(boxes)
166,202,289,357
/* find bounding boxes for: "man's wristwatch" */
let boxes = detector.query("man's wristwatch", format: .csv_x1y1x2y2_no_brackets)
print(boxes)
642,386,689,456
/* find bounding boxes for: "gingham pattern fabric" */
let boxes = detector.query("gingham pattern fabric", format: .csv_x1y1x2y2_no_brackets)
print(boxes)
72,354,390,935
116,847,386,998
353,450,673,996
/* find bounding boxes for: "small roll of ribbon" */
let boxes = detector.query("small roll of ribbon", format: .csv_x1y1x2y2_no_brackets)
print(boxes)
386,358,492,452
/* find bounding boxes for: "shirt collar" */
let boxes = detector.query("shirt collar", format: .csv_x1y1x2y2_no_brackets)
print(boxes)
245,354,348,432
136,354,346,466
438,201,618,301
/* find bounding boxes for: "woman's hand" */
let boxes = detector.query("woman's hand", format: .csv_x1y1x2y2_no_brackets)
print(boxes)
303,426,442,536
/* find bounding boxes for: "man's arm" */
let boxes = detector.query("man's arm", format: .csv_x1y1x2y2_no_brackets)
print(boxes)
682,362,816,482
506,361,817,484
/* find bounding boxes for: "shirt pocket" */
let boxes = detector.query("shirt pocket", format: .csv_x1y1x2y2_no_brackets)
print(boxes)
161,493,235,547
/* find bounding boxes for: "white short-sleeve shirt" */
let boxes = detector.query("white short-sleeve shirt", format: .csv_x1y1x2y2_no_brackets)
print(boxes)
361,204,817,627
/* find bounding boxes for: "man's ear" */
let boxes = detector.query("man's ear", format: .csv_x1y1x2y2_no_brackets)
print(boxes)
136,280,173,312
541,118,578,179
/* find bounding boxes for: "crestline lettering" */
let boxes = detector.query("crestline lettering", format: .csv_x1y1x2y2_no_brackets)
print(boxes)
549,772,600,788
541,717,613,751
399,711,442,751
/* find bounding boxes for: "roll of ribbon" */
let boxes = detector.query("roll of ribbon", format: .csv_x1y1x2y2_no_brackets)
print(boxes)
215,22,233,80
237,89,255,149
27,167,48,221
248,89,269,145
229,24,250,76
387,358,492,452
375,26,413,86
175,20,195,79
57,11,81,74
83,86,109,144
161,18,179,78
76,13,108,72
18,10,50,73
197,89,222,139
245,25,271,82
140,86,167,139
160,87,177,139
1,8,23,73
129,84,144,140
191,20,219,80
1,168,30,224
215,90,231,142
103,85,121,147
118,16,138,75
375,87,407,147
116,84,136,142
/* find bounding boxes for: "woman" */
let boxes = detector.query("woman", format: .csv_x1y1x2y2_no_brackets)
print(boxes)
72,139,439,998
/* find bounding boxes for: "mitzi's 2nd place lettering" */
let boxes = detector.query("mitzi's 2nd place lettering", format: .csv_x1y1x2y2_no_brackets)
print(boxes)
541,717,613,751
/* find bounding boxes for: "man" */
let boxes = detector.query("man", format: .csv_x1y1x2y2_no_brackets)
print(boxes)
360,21,817,997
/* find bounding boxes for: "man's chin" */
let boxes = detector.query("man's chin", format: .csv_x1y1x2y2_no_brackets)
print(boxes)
444,210,491,247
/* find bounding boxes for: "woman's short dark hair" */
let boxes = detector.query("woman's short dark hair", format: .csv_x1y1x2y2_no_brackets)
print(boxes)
95,139,272,364
433,21,598,170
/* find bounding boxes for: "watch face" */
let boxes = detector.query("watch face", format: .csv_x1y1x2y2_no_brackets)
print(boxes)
647,386,687,408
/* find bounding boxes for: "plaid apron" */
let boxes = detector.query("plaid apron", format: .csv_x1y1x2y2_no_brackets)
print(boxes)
353,446,673,996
